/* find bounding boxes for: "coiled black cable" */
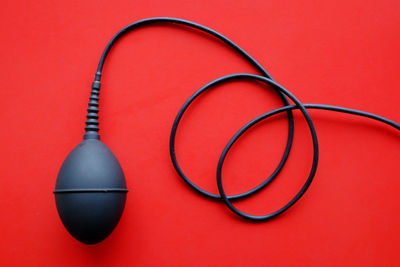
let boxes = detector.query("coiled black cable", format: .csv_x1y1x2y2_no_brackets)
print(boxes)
87,17,400,221
87,17,296,200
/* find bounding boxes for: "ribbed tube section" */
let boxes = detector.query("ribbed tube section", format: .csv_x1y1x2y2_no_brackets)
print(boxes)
84,80,101,139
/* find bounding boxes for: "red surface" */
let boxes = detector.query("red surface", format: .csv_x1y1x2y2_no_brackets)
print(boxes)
0,0,399,266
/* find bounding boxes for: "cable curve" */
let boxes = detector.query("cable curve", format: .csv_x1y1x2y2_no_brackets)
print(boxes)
85,17,296,201
86,17,399,221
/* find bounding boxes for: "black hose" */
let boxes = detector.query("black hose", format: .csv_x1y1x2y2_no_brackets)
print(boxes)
89,17,399,221
87,17,295,201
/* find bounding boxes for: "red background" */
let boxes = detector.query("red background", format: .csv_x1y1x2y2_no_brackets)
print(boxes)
0,0,399,266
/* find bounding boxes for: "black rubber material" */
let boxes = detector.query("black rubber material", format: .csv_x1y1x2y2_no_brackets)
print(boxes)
217,102,399,220
54,139,128,244
92,17,295,201
171,73,400,221
90,17,399,221
169,74,294,200
171,73,319,221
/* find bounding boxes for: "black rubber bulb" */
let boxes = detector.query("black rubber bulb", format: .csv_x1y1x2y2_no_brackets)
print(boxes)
54,79,128,244
54,137,128,244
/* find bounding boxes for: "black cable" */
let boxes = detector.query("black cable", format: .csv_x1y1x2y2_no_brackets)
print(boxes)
87,17,399,221
86,17,296,201
171,73,319,221
214,75,399,221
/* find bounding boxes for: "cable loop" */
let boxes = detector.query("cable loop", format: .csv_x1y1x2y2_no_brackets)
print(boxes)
92,17,400,221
